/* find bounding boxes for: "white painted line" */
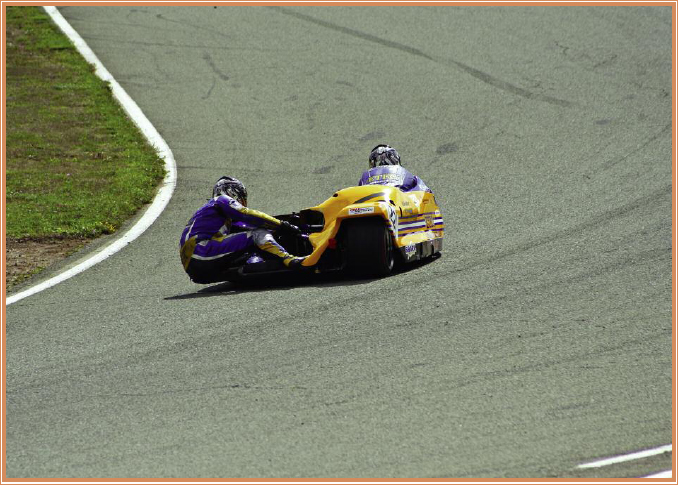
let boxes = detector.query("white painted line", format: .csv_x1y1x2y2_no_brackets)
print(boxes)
644,470,672,478
6,7,177,306
578,444,672,469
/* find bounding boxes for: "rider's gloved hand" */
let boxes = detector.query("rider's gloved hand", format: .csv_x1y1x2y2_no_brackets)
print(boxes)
278,220,302,235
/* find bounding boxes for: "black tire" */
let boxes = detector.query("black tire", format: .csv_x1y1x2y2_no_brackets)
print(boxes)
344,218,395,277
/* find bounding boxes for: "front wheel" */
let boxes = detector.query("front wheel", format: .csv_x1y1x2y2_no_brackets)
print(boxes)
344,218,395,278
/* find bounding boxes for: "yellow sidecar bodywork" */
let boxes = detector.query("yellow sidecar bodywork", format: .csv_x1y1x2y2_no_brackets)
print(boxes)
301,185,444,267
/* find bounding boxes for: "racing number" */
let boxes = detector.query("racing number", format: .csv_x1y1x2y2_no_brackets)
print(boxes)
387,205,398,233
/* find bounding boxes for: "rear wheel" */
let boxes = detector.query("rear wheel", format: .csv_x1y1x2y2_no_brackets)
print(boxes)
344,218,395,277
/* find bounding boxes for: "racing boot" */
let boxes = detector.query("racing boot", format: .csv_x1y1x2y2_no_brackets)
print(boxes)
253,229,306,270
283,255,307,270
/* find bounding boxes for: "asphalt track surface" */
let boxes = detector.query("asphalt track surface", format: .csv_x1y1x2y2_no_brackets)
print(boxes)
5,6,673,479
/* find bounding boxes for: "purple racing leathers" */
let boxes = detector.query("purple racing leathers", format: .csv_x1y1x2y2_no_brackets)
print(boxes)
358,165,432,193
179,195,293,283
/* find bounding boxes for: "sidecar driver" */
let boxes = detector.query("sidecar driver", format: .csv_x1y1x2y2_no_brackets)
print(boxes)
180,176,305,283
358,144,432,193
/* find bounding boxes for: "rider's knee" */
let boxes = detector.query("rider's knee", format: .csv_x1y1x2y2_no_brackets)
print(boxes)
251,228,274,247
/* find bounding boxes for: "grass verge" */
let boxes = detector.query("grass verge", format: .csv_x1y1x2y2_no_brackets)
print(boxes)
6,6,166,288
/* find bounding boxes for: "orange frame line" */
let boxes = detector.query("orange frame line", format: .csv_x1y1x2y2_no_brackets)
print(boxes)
1,2,5,484
675,0,677,478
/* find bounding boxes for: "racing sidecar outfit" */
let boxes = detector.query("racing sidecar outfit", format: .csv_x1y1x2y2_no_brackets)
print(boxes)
358,165,432,193
180,195,298,283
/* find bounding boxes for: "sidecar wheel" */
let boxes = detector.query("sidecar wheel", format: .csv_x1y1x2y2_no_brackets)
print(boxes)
344,218,395,277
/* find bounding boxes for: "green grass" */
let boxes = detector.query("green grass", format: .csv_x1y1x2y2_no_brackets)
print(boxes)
6,6,166,239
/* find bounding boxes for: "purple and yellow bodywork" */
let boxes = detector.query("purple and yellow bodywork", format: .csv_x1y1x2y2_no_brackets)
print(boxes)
297,185,444,268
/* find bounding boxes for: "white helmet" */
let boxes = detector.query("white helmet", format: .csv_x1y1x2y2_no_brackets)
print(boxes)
369,144,401,168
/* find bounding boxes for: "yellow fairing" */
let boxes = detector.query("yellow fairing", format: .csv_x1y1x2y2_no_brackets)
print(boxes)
302,185,444,266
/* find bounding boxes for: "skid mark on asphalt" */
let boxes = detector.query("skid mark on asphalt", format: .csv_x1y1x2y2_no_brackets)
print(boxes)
268,6,434,60
201,51,228,100
455,246,669,320
154,12,234,40
202,76,217,100
269,7,572,108
449,184,670,276
447,58,572,107
448,330,668,391
598,122,672,173
202,52,230,81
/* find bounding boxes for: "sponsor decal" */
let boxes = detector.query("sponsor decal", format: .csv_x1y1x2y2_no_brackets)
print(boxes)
348,206,375,215
366,173,404,185
396,211,444,236
404,243,417,259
